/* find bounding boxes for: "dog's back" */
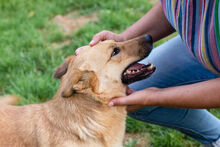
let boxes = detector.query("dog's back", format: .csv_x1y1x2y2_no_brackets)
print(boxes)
0,95,20,105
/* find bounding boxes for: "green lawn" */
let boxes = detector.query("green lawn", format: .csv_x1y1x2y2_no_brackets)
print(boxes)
0,0,219,146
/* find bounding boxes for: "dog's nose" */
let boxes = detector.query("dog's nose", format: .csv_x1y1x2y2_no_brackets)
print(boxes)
143,35,153,44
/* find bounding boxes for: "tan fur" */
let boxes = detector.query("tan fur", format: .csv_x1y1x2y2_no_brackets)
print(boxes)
0,36,152,147
0,95,20,105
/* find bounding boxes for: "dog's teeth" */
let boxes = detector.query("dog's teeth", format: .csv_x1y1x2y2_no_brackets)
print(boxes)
127,70,131,74
137,69,139,72
148,64,154,70
124,70,130,74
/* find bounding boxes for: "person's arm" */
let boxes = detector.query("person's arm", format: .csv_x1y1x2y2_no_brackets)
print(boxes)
75,2,175,54
75,2,175,55
120,2,175,42
88,2,175,46
109,78,220,111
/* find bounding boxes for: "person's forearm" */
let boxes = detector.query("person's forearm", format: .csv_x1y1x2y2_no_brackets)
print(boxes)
150,78,220,108
121,2,175,42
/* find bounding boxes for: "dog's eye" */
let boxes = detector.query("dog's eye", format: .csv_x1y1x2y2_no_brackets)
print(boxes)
111,47,120,57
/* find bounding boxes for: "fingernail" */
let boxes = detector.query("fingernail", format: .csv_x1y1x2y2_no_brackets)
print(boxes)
89,40,95,45
75,50,79,55
108,101,114,107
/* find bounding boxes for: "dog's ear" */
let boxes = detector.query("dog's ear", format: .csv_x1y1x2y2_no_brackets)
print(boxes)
72,70,98,92
53,56,75,79
61,69,82,98
61,70,98,98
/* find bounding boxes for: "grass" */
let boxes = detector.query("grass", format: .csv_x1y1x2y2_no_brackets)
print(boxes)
0,0,219,146
125,138,140,147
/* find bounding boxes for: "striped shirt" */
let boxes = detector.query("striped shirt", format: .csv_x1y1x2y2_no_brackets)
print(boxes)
161,0,220,74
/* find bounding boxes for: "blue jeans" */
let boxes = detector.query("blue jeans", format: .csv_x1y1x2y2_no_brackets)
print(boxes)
128,36,220,145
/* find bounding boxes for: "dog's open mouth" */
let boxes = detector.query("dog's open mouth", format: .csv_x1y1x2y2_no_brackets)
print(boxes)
122,62,156,84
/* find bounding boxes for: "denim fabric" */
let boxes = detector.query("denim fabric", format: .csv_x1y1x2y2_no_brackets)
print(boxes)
128,36,220,144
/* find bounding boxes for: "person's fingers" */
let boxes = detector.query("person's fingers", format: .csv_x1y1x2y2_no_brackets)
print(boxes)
75,47,82,55
90,30,109,46
75,46,88,55
108,92,142,106
89,38,100,46
108,88,159,107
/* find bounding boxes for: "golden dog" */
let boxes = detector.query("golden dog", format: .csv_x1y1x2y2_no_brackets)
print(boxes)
0,35,155,147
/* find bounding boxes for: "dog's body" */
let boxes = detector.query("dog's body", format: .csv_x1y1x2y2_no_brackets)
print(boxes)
0,35,154,147
0,94,126,147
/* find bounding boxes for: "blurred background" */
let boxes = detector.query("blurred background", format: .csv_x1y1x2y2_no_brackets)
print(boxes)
0,0,219,146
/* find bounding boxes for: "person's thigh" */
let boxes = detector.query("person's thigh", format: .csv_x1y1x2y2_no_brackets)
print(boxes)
128,36,220,144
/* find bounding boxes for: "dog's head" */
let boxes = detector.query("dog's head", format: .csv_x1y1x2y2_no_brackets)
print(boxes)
53,35,155,103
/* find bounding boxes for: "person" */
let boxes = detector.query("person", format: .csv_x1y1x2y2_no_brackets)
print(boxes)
75,1,220,146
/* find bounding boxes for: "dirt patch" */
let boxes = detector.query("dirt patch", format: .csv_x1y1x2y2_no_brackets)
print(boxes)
124,133,149,147
49,11,97,49
52,11,98,35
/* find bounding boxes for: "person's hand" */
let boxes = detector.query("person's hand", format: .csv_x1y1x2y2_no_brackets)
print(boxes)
108,87,160,112
89,30,125,46
75,31,125,55
75,45,88,55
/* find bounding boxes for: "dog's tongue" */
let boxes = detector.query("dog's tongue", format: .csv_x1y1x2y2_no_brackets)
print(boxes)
127,63,145,71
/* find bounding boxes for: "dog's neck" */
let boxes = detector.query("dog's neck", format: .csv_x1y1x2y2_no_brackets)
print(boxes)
46,91,126,144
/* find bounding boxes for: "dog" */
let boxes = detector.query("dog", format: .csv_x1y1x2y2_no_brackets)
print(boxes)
0,35,155,147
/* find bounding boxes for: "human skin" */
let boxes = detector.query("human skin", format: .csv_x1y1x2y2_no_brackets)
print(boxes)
75,2,175,54
109,78,220,112
75,2,220,111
